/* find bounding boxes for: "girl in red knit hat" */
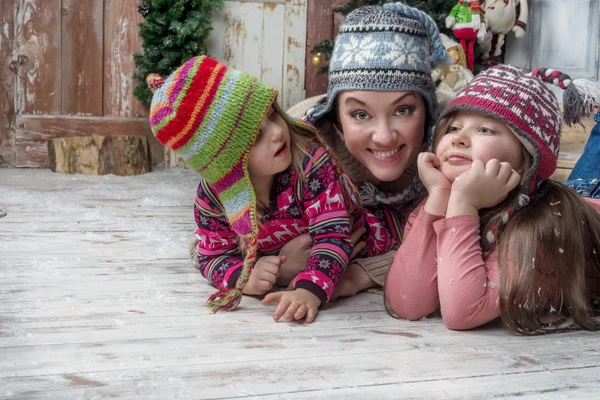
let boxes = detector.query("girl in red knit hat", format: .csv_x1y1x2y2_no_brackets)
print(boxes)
386,65,600,334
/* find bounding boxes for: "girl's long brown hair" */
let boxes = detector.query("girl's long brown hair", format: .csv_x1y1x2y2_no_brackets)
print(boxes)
435,113,600,335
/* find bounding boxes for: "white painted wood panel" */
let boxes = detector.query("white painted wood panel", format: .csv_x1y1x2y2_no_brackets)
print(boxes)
506,0,600,82
165,0,307,167
207,0,307,110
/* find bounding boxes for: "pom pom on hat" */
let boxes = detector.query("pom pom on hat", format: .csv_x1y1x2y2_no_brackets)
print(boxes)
146,73,165,93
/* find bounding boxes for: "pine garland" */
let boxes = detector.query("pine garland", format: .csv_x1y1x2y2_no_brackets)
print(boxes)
133,0,223,102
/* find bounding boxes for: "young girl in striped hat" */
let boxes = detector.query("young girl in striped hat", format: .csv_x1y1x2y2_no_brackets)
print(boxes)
148,56,402,322
386,65,600,334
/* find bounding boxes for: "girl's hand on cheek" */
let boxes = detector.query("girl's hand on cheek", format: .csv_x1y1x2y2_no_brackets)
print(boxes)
448,159,520,216
418,152,452,195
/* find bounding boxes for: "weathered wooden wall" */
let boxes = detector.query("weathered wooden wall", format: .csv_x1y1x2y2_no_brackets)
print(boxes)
0,1,17,167
0,0,162,169
304,0,346,98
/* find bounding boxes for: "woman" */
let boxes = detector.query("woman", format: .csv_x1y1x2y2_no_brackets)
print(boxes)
283,3,452,297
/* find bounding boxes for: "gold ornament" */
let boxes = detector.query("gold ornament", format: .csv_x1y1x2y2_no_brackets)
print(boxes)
311,53,323,66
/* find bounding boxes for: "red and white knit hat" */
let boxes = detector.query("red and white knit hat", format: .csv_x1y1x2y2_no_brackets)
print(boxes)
439,64,600,253
440,64,600,195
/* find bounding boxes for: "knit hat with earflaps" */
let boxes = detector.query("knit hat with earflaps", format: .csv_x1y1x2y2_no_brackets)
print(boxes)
147,56,360,312
307,2,453,127
439,64,600,254
305,2,453,208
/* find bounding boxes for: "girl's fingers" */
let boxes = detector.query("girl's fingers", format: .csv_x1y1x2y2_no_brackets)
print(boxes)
350,227,367,245
294,305,307,320
507,169,521,190
257,279,274,291
350,241,366,259
485,159,501,175
261,291,282,305
262,263,281,277
471,159,485,173
305,307,318,324
261,271,278,285
497,162,513,182
284,302,301,321
273,298,292,321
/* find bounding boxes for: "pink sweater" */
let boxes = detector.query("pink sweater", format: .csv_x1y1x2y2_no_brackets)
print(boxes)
386,196,600,330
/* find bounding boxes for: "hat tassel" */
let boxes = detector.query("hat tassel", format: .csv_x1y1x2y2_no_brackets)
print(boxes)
531,68,600,126
205,236,258,313
563,78,600,126
206,287,243,313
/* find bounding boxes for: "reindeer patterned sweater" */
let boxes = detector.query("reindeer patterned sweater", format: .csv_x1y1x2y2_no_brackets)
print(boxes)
194,143,403,303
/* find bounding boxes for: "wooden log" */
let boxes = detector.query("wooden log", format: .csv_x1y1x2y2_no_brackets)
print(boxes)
48,136,150,176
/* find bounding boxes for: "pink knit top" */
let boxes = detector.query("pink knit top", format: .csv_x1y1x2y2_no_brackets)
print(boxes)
386,196,600,330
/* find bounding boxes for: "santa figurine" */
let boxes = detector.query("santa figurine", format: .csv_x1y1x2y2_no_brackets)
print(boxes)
480,0,529,60
446,0,487,72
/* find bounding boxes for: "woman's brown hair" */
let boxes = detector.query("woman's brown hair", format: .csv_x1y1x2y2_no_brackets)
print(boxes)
434,112,600,334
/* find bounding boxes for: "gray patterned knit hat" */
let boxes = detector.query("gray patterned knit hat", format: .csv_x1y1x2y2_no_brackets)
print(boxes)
307,2,453,125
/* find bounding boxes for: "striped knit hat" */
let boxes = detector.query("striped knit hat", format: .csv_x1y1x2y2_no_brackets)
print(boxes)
440,64,600,253
307,2,453,125
148,56,289,312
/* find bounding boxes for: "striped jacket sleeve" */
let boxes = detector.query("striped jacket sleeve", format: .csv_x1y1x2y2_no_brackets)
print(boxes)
295,146,354,303
194,179,244,289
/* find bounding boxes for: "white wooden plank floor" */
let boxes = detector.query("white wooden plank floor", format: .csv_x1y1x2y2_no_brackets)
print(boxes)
1,168,600,400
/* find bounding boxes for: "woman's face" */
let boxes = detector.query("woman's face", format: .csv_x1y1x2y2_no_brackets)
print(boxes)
337,90,426,182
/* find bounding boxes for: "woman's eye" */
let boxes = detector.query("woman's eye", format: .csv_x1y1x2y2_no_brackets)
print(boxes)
395,106,413,116
352,111,369,121
480,127,495,135
447,126,460,133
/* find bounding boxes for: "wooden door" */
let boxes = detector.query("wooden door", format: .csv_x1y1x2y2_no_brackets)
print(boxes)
0,1,17,167
304,0,348,98
0,0,160,169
